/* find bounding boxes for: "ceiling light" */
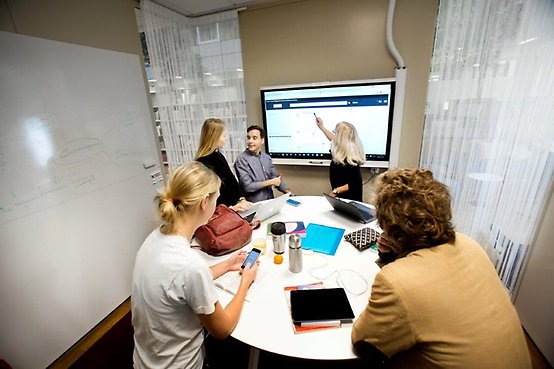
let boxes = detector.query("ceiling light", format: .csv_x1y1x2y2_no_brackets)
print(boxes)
518,37,538,45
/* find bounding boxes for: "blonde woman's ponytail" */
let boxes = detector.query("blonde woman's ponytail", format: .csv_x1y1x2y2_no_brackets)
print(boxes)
154,162,221,232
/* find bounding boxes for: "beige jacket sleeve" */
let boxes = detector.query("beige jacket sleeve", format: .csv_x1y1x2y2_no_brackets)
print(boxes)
351,271,416,357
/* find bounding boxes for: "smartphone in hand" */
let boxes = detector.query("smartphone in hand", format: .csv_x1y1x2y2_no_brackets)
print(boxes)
241,248,261,269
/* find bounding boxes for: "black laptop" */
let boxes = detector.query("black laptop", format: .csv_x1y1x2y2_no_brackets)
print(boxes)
323,193,375,224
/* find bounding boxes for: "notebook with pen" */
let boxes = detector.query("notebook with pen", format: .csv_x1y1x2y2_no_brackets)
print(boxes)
290,287,354,325
323,193,375,224
284,282,340,333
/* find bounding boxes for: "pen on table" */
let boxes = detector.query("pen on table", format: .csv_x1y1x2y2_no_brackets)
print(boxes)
215,282,250,302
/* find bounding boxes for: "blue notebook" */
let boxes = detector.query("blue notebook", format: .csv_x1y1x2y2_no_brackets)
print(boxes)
302,223,345,256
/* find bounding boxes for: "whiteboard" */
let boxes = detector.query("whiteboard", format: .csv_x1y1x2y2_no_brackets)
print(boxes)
0,31,162,368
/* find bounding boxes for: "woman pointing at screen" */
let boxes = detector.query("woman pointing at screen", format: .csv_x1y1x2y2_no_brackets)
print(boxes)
316,116,364,201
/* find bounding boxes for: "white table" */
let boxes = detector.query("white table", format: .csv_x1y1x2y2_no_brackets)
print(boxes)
196,196,381,368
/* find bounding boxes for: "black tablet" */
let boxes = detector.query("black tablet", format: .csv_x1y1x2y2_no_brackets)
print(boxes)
290,288,354,324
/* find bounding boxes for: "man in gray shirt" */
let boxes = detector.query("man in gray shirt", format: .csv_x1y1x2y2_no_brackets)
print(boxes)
234,125,291,202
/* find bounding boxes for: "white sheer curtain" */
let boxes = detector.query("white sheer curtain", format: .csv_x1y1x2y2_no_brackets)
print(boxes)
141,0,247,170
421,0,554,294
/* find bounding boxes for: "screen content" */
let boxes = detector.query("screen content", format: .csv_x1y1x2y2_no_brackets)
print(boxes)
260,81,395,165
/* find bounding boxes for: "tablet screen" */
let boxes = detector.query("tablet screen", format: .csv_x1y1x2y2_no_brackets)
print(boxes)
290,288,354,323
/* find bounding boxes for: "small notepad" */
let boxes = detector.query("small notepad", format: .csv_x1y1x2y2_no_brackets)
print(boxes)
302,223,345,256
285,221,307,237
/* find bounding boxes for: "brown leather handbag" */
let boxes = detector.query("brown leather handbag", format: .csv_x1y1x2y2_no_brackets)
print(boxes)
194,205,259,256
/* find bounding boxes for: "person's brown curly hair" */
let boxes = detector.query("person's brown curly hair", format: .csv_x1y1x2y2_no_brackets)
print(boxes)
374,168,456,256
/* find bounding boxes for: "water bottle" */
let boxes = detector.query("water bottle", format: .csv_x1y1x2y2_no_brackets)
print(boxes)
288,234,303,273
271,222,286,254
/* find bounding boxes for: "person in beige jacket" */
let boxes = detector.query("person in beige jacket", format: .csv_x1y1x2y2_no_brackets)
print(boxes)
351,168,531,369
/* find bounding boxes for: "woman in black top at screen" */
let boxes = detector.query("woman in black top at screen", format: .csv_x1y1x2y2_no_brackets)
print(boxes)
195,118,252,212
315,116,364,201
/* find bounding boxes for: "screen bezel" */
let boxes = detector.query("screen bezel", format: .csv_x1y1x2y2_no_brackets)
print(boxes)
260,79,396,168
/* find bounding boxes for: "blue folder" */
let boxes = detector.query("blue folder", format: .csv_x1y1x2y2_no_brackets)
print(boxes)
302,223,345,256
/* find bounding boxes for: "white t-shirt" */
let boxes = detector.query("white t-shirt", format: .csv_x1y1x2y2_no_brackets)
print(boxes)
131,227,219,369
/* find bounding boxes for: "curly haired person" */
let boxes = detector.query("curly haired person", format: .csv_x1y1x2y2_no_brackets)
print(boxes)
352,168,531,369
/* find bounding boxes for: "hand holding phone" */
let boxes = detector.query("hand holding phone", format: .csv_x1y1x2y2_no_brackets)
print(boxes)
241,248,261,269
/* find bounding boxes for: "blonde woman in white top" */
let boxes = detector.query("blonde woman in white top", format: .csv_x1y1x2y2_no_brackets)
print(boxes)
131,161,258,369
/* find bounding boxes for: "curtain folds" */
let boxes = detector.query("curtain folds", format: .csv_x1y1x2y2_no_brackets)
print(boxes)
141,0,247,170
420,0,554,294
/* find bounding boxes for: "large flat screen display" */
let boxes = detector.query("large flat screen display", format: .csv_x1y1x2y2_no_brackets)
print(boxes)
260,79,395,167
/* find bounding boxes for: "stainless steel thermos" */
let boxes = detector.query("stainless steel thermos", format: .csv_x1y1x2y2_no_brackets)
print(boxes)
271,222,286,254
288,234,303,273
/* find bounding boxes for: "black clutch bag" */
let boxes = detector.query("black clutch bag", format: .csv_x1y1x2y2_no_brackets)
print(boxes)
344,227,380,251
